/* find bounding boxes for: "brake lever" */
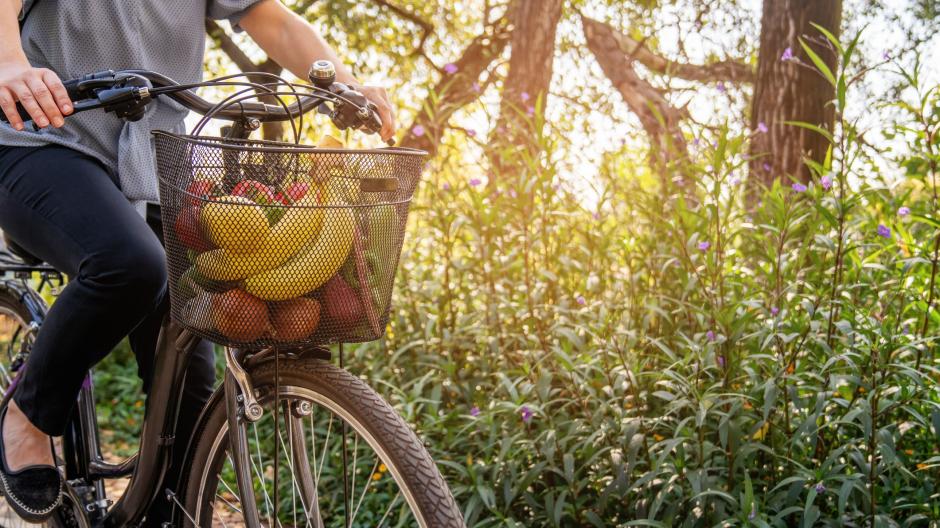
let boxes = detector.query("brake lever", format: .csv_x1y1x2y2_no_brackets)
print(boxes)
1,70,152,125
327,87,394,145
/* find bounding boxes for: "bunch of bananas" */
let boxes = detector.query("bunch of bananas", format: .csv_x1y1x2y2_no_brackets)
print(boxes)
195,183,354,300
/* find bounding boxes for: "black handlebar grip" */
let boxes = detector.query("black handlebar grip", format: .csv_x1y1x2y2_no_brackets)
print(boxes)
0,77,83,124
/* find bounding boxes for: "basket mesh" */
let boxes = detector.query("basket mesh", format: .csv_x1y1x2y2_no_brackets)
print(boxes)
153,131,424,348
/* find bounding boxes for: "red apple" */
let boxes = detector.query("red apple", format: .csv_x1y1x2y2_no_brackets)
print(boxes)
175,206,215,252
212,289,271,343
321,275,363,329
274,182,310,205
232,180,276,205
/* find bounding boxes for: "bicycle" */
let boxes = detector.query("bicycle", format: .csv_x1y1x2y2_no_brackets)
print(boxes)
0,62,464,527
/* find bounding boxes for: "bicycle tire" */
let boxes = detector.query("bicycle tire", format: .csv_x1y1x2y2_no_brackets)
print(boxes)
0,283,89,528
179,357,464,528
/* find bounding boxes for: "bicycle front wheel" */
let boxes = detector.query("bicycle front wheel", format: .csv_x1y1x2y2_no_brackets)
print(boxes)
179,358,464,528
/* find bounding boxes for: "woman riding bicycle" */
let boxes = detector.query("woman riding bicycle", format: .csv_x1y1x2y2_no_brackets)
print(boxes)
0,0,396,524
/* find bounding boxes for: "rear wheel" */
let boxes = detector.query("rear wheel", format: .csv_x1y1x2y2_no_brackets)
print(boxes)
0,284,89,528
181,357,464,528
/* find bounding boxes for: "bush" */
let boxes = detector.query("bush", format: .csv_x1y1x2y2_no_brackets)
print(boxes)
338,38,940,526
92,33,940,526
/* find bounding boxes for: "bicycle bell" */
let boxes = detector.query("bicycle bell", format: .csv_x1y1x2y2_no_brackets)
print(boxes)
308,60,336,89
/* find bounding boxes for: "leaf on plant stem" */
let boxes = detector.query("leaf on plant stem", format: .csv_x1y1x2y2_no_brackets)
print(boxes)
786,121,834,144
799,38,837,87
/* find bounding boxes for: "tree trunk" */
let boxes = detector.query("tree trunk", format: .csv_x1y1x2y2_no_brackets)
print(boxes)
488,0,564,175
749,0,842,188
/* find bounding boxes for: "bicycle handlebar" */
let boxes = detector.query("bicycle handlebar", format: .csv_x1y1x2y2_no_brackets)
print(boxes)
0,65,385,139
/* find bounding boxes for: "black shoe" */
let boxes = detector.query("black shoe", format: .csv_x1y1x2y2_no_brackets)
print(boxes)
0,405,63,523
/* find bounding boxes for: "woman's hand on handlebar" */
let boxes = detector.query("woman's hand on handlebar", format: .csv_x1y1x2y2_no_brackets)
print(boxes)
0,60,72,130
352,83,396,142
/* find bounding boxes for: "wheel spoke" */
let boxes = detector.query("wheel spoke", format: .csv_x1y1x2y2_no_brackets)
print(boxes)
375,490,404,528
251,421,276,526
316,412,333,485
215,506,231,527
351,459,381,522
278,417,311,528
347,433,359,524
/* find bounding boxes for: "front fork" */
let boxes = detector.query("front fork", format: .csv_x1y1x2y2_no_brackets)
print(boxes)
223,347,324,528
223,348,263,528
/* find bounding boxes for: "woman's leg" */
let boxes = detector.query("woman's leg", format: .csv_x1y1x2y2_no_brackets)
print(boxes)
0,145,167,450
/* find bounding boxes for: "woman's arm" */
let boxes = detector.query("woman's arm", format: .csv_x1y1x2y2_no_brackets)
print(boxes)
0,0,71,130
239,0,396,141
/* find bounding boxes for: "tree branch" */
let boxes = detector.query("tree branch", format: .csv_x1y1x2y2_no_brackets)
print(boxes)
205,19,258,73
368,0,435,61
581,15,754,84
581,14,690,183
399,17,511,156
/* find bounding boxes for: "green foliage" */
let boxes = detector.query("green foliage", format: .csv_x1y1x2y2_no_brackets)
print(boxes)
341,37,939,526
88,23,940,528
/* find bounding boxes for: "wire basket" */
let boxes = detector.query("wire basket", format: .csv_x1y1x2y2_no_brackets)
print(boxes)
153,131,425,349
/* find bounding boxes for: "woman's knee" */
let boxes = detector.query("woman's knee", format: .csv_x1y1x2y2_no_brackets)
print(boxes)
81,238,168,303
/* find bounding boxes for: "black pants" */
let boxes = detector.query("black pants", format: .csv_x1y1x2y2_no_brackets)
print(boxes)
0,145,215,523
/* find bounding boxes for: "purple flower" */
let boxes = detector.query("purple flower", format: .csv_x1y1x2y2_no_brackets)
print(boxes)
792,182,807,192
902,324,911,335
520,91,530,102
707,330,716,342
470,406,480,417
469,178,482,187
466,128,477,138
520,406,533,423
762,162,772,172
592,212,601,220
442,182,451,191
771,306,779,316
411,125,425,137
716,81,726,93
898,206,910,217
471,82,481,93
749,505,757,520
877,224,891,239
730,176,741,186
576,295,586,306
698,241,711,251
781,47,794,61
692,137,701,147
820,174,833,190
815,482,826,494
526,105,535,117
757,121,769,134
716,355,725,368
882,50,890,61
443,63,458,74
